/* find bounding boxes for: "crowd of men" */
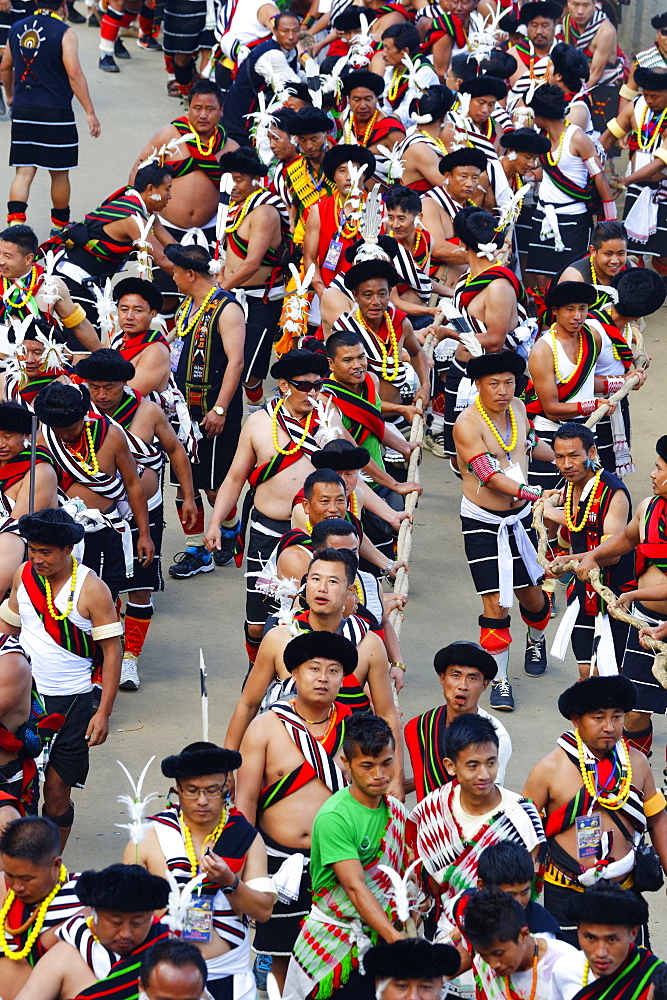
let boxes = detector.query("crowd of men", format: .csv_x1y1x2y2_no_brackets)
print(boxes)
2,0,667,996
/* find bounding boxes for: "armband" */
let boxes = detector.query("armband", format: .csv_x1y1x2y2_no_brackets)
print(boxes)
656,147,667,167
619,83,639,101
526,427,538,453
246,877,279,902
644,790,667,817
606,118,628,139
517,484,543,502
467,452,500,484
390,661,407,672
601,534,612,542
60,303,86,328
603,376,625,396
91,621,124,641
602,199,617,221
0,599,21,627
585,156,602,176
577,399,598,416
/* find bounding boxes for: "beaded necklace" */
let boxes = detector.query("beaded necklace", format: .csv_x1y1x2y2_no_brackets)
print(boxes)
636,102,667,152
0,865,68,961
387,66,405,103
475,397,517,453
1,267,40,310
589,253,600,288
574,728,633,809
419,129,448,156
42,555,78,621
85,915,102,943
345,110,379,146
175,286,218,340
547,121,570,166
226,189,262,234
271,397,314,456
180,809,228,878
190,129,216,156
66,422,99,475
582,961,590,986
355,309,399,381
564,471,601,533
550,326,583,384
289,698,338,743
349,492,359,517
34,7,64,18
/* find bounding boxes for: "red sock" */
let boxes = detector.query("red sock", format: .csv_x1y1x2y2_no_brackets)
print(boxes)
177,496,204,538
164,54,174,74
624,723,653,757
139,11,151,33
100,6,123,42
244,624,261,665
244,382,264,403
120,10,135,26
479,616,512,655
520,595,551,634
124,603,153,658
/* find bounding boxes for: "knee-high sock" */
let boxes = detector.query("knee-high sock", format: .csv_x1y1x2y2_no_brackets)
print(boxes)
479,614,512,681
177,495,204,547
139,1,153,34
623,721,653,757
244,623,261,666
520,596,551,641
243,381,264,403
124,601,154,658
7,201,28,225
100,5,124,50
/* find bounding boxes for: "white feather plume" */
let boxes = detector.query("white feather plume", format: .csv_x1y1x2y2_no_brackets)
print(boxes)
139,133,194,169
494,181,531,234
355,185,389,262
312,394,342,444
468,5,506,63
91,279,117,342
40,249,64,308
378,858,422,924
163,869,205,932
320,55,348,100
348,13,375,68
376,143,405,183
115,756,160,845
131,213,155,280
303,55,323,108
282,263,316,335
400,53,424,98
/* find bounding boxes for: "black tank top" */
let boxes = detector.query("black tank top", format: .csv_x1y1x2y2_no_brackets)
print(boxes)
10,11,72,109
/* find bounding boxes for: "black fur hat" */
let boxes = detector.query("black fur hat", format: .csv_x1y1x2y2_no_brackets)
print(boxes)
341,70,385,97
651,11,667,28
164,244,212,273
519,1,563,22
612,267,667,318
545,280,598,308
558,675,637,719
161,742,242,780
270,348,330,381
33,382,89,428
321,144,376,181
18,507,85,547
635,66,667,91
269,108,299,133
283,630,358,675
14,316,67,345
289,106,334,135
333,5,379,29
459,74,508,100
500,128,551,155
76,864,169,912
657,435,667,463
467,350,526,381
566,883,648,928
218,149,268,176
0,401,33,435
112,277,163,313
311,443,371,471
364,939,461,979
434,641,497,681
75,349,136,383
528,83,568,120
438,147,488,175
344,235,398,264
343,259,401,292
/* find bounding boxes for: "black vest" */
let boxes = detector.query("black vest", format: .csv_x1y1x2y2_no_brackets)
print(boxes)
10,11,72,109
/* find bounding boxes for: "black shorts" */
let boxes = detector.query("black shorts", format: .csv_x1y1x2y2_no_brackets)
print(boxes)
253,832,311,956
621,602,667,714
243,297,282,382
81,525,128,602
443,357,470,458
121,504,165,594
40,691,94,789
170,416,242,492
162,0,213,54
245,509,290,627
461,503,542,596
0,757,38,815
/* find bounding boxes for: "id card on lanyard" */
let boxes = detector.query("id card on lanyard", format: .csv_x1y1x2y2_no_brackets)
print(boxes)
323,238,343,271
181,894,213,943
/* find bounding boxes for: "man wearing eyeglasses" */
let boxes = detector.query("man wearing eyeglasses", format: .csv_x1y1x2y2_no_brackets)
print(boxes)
204,349,346,667
127,742,276,1000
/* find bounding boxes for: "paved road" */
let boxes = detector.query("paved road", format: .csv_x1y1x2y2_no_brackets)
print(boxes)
1,16,667,937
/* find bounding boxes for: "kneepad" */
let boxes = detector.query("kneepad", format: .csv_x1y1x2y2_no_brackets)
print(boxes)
43,800,74,829
479,614,512,654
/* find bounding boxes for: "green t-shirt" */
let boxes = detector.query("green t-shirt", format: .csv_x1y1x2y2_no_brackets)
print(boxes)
310,787,389,895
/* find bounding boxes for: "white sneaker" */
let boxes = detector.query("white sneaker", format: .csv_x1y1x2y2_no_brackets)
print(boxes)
120,654,140,691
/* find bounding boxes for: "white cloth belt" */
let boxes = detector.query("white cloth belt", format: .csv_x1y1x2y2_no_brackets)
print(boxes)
624,184,659,244
539,203,565,253
550,599,616,675
578,840,636,886
56,259,94,285
460,496,543,608
309,905,373,961
70,506,134,575
272,852,307,903
455,375,476,412
181,227,213,250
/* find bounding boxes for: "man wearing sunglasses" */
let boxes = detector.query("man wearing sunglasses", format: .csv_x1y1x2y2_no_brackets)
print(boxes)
205,349,346,667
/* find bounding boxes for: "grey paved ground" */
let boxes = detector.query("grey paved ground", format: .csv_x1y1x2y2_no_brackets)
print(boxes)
1,11,667,938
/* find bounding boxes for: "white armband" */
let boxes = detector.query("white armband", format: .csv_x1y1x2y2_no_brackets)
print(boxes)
91,621,123,641
246,877,279,902
585,156,602,176
0,599,21,627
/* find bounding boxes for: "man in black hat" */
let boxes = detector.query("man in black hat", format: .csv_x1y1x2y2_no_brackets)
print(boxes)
523,675,667,944
76,349,197,691
526,85,614,287
363,938,461,999
340,71,406,184
303,144,376,303
601,67,667,274
0,508,122,847
331,258,430,422
497,130,551,269
236,630,359,990
507,2,562,109
33,382,153,601
280,106,336,247
217,148,288,414
0,817,82,996
204,348,339,663
457,75,508,163
130,742,275,1000
166,243,244,581
551,885,665,1000
453,350,554,711
405,641,511,800
113,278,171,397
573,436,667,758
15,864,170,1000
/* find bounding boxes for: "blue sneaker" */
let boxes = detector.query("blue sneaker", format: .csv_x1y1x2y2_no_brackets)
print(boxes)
168,546,214,579
253,953,272,991
214,521,239,567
